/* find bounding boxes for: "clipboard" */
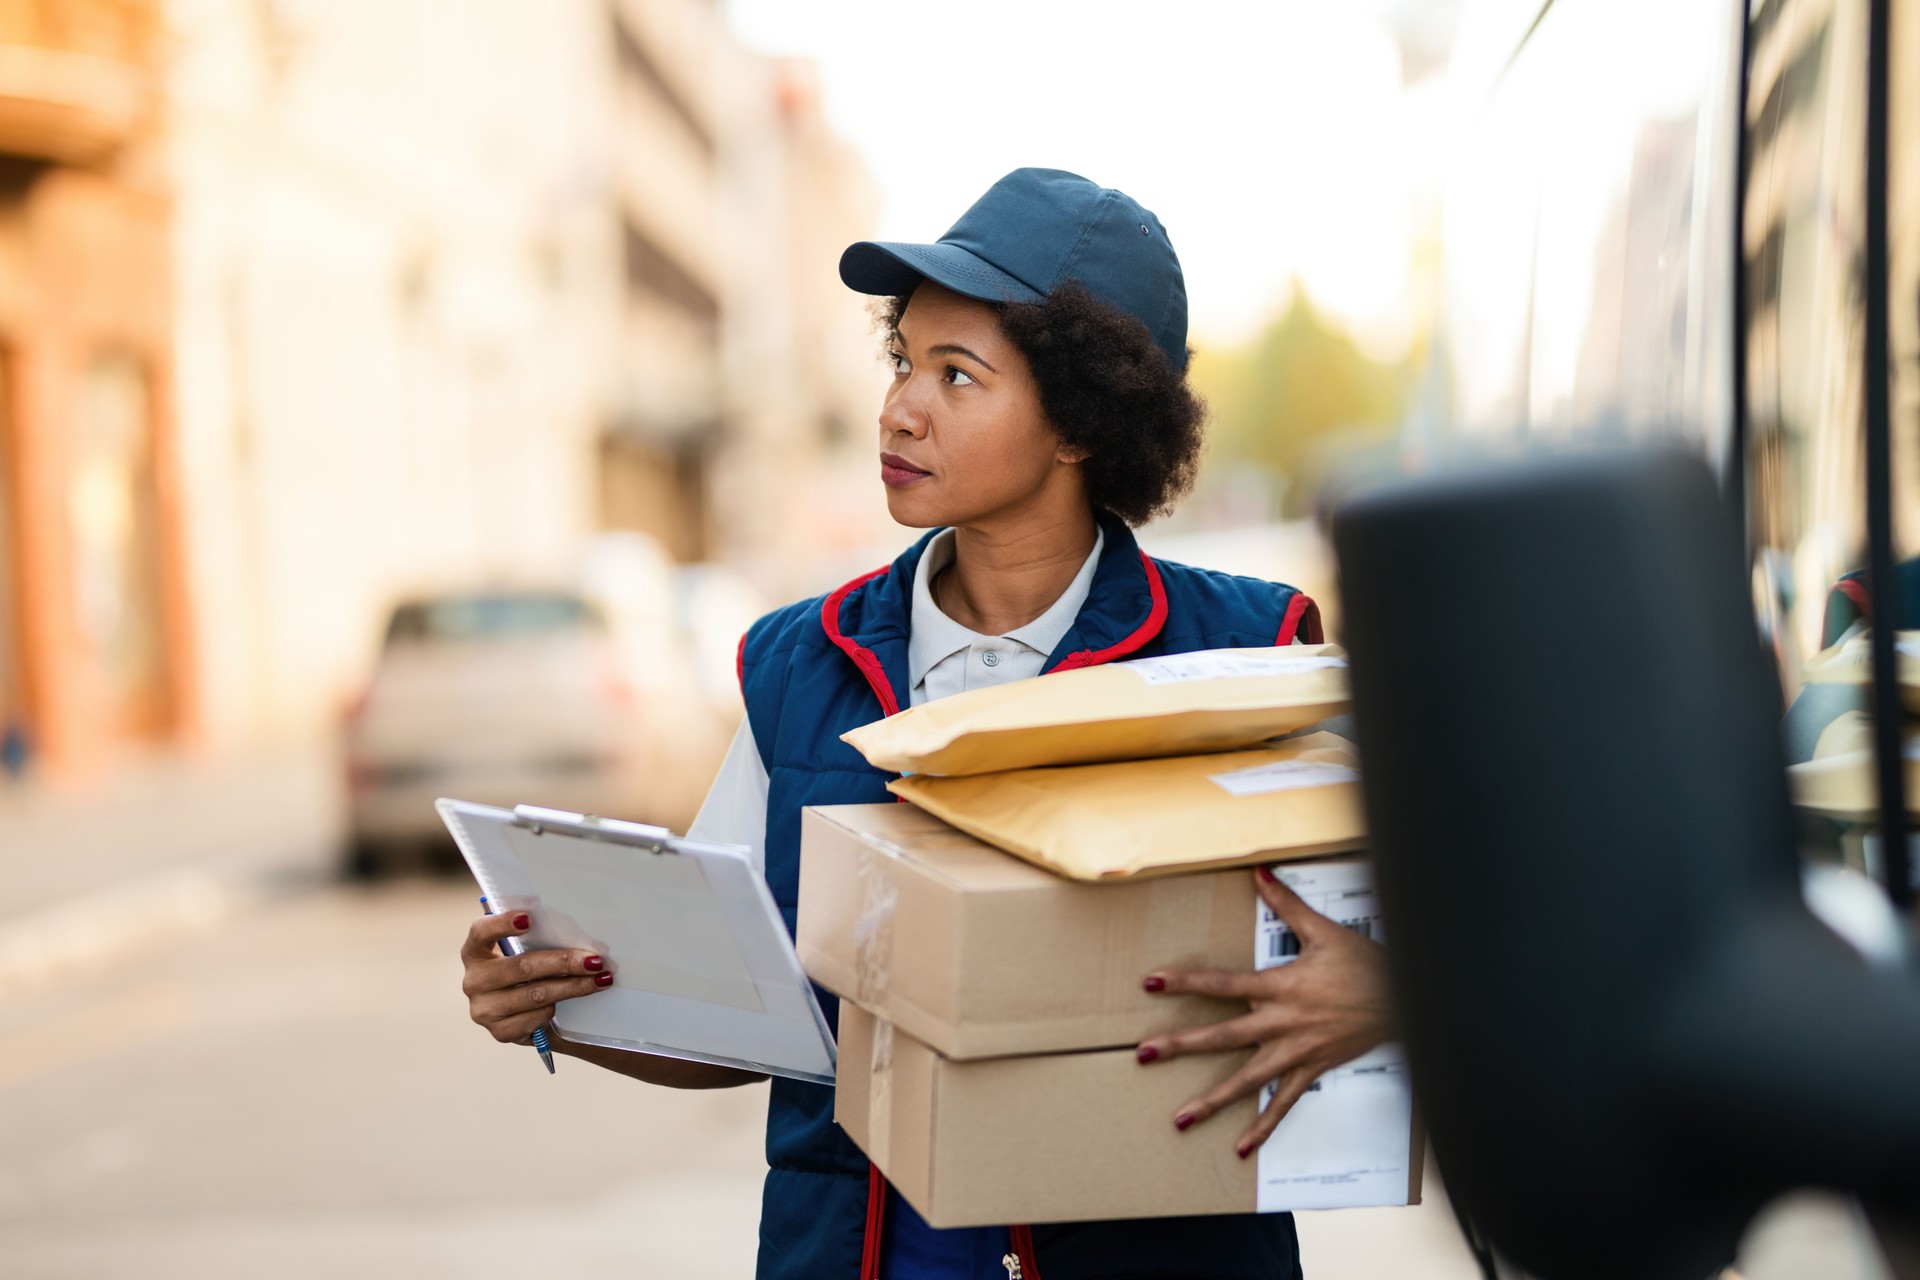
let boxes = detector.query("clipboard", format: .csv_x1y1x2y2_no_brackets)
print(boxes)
437,798,836,1085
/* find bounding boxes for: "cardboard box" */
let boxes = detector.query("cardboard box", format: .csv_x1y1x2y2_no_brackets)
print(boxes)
837,1004,1424,1228
799,802,1255,1058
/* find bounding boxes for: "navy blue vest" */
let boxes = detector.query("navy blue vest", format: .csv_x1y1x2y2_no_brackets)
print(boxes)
741,514,1318,1280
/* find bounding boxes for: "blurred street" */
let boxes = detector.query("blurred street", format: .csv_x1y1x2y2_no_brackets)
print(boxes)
0,739,767,1277
0,761,1894,1279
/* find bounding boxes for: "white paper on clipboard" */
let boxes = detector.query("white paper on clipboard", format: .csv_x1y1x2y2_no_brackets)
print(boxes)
437,798,837,1085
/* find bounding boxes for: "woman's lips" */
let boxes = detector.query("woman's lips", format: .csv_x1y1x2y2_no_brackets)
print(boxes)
880,454,931,488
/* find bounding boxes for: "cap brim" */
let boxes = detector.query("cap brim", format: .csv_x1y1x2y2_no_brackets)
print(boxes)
839,241,1045,305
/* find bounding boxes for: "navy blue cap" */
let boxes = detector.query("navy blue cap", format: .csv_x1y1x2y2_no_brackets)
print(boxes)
839,168,1190,371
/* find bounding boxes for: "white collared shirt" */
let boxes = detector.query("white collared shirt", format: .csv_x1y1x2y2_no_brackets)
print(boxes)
686,526,1105,869
908,525,1104,704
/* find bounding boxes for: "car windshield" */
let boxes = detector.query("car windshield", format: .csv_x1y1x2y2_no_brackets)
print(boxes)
384,594,601,645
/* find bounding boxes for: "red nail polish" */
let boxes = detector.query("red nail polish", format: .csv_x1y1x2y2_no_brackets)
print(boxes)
1237,1142,1254,1160
1256,866,1277,885
1136,1044,1159,1064
512,913,531,930
583,955,604,971
593,972,614,987
1174,1113,1196,1131
1143,975,1166,993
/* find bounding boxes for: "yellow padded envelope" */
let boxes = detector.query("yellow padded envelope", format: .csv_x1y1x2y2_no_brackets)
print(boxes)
1785,710,1920,818
888,731,1366,881
843,645,1350,777
1800,630,1920,714
1784,633,1920,817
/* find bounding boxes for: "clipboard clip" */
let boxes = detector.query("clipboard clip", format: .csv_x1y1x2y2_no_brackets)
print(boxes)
510,805,678,854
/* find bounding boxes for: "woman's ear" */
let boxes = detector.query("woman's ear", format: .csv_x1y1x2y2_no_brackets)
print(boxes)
1056,442,1090,465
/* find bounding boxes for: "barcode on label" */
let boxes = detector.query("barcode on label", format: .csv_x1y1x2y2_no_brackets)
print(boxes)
1257,865,1380,976
1266,916,1377,960
1211,760,1360,797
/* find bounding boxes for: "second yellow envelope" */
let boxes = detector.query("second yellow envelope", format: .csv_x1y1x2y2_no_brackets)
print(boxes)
888,730,1366,881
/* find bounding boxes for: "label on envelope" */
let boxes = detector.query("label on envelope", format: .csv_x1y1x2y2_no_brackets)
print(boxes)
1254,861,1415,1211
1122,652,1347,686
1211,760,1361,798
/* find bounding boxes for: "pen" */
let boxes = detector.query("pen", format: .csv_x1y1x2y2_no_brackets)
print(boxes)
480,894,556,1074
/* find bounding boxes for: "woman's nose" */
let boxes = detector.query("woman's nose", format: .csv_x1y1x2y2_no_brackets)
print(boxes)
879,385,930,439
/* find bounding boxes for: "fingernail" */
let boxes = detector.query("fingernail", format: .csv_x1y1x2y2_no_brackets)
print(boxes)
593,972,614,987
1237,1142,1255,1160
1143,975,1166,993
1136,1044,1159,1064
512,913,531,930
1256,866,1277,885
1174,1113,1196,1131
583,955,604,972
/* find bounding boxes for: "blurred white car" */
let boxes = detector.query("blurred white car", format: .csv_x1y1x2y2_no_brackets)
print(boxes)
341,586,720,877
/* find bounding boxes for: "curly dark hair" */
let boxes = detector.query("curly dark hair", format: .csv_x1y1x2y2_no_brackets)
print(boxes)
880,280,1205,526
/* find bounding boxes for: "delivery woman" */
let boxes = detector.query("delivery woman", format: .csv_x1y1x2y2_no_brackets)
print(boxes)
459,168,1393,1280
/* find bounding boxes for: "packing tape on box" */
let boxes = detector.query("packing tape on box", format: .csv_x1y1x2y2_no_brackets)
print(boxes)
870,1016,894,1159
853,845,899,1008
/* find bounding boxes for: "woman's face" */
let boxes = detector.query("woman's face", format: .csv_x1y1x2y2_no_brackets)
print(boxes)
878,282,1085,529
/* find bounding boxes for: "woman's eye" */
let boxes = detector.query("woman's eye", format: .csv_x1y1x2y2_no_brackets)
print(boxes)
946,366,975,387
888,351,910,376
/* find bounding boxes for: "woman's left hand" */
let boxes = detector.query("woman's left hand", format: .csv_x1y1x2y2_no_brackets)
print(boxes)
1137,866,1395,1158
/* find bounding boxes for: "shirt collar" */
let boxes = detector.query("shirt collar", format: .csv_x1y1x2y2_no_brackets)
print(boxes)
907,524,1107,690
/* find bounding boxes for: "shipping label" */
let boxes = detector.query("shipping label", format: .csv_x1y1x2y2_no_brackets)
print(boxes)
1211,759,1360,798
1253,860,1415,1212
1121,652,1347,686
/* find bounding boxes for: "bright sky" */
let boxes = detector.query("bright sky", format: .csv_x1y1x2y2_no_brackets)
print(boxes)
722,0,1459,360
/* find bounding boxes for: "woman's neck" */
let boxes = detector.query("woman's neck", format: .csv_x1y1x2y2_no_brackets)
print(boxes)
935,508,1100,636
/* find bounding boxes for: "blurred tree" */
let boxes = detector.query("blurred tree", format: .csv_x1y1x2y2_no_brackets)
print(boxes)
1189,284,1411,518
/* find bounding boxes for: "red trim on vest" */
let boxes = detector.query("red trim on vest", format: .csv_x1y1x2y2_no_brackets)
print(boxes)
1276,593,1324,646
1050,552,1169,672
1010,1223,1045,1279
822,565,902,718
736,631,748,694
860,1162,887,1280
857,1181,1046,1279
1836,577,1871,620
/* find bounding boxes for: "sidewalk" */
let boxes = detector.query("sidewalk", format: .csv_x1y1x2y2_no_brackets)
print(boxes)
0,742,341,997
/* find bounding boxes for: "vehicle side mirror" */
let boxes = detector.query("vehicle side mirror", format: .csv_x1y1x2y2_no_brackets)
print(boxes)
1331,447,1920,1280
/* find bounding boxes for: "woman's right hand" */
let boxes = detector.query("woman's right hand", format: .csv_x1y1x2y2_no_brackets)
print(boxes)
461,910,612,1045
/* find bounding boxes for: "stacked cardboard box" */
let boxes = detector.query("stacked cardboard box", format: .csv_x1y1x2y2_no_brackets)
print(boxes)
798,646,1421,1228
801,803,1421,1227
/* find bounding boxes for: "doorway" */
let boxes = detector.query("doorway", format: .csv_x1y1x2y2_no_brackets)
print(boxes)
68,351,171,740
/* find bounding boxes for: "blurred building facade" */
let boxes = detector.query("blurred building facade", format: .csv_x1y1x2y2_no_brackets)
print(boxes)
0,0,881,778
0,0,186,776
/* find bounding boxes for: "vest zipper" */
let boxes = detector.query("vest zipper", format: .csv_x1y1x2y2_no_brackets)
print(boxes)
1003,1252,1024,1279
